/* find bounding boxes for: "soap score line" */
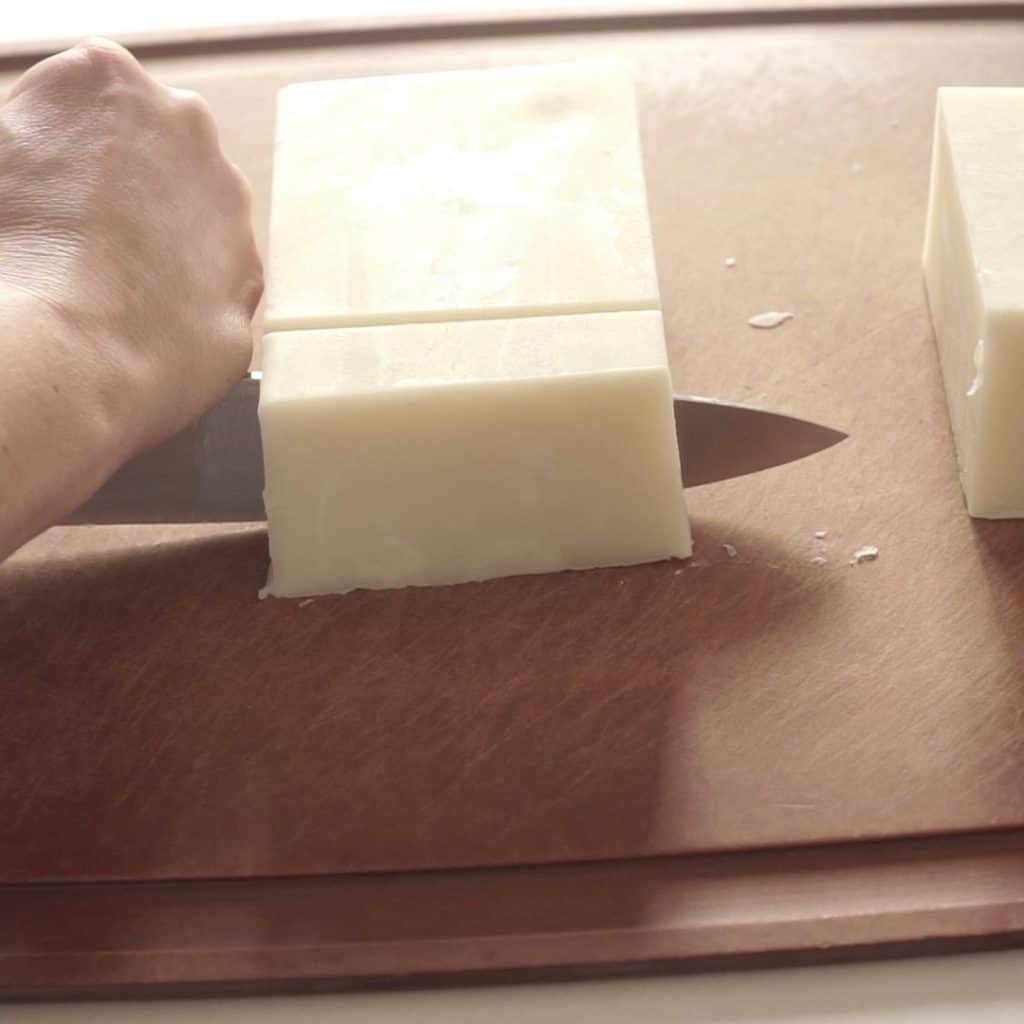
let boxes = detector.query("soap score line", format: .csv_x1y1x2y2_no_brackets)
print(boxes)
263,297,662,334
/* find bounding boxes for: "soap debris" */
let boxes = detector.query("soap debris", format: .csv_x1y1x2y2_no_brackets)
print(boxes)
724,257,737,268
810,556,828,566
748,311,794,329
814,530,828,540
849,545,879,566
674,569,684,576
723,543,738,558
298,598,316,608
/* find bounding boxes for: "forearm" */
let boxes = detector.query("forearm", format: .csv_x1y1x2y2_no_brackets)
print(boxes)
0,284,130,559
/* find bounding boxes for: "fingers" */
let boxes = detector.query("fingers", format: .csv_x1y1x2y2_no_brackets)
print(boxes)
216,154,264,318
164,87,254,228
211,311,258,395
231,198,265,321
238,248,265,319
8,38,148,103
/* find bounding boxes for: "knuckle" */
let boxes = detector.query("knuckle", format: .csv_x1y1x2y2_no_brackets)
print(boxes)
172,89,215,127
23,49,88,89
226,322,255,371
248,265,266,302
71,37,140,81
239,263,265,316
12,37,140,100
235,256,265,319
226,162,253,209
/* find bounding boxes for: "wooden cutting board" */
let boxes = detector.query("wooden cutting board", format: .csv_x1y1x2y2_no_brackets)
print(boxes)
3,3,1024,996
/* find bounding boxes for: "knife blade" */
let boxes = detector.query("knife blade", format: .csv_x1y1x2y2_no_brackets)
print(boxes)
64,374,846,525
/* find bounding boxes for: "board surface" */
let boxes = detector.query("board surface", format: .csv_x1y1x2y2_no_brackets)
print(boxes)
3,2,1024,995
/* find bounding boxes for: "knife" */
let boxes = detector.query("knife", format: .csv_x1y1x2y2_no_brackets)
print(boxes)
64,373,847,524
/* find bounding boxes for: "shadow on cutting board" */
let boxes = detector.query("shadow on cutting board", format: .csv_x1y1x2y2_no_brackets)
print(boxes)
0,515,829,904
970,519,1024,674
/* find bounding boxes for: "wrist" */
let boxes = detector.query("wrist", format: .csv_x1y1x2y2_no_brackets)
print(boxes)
0,282,136,554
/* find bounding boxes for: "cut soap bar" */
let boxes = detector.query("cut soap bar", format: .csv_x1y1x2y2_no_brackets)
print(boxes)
261,62,689,596
265,63,660,331
923,87,1024,518
259,313,691,597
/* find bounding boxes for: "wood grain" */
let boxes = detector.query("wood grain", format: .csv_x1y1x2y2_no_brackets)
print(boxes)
2,6,1024,991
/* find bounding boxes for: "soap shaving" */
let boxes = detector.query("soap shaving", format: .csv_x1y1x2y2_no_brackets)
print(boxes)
814,530,828,540
810,556,827,566
849,545,879,566
748,311,794,329
724,257,736,268
723,543,738,558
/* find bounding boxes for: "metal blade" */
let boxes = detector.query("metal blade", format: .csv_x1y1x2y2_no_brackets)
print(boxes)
65,374,265,526
65,376,846,524
675,395,847,488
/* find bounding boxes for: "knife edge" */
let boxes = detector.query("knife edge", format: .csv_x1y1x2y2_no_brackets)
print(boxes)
65,375,846,525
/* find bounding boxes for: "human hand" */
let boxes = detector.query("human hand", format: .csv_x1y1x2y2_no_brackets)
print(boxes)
0,37,262,456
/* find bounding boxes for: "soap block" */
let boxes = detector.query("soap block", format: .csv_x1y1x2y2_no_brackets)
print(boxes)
923,87,1024,518
259,312,690,597
265,62,660,331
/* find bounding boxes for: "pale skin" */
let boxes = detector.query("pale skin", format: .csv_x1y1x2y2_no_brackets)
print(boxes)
0,38,263,560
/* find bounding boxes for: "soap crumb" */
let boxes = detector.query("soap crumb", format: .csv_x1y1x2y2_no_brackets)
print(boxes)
814,530,828,540
298,598,316,608
724,257,737,268
674,568,684,576
690,559,711,568
748,311,794,329
723,543,738,558
810,556,828,566
849,545,879,566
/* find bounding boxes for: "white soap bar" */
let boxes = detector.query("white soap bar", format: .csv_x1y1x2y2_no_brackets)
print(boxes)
265,62,660,331
259,312,690,597
923,87,1024,518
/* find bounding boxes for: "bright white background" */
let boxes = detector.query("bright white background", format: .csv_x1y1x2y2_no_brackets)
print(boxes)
5,3,1024,1020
